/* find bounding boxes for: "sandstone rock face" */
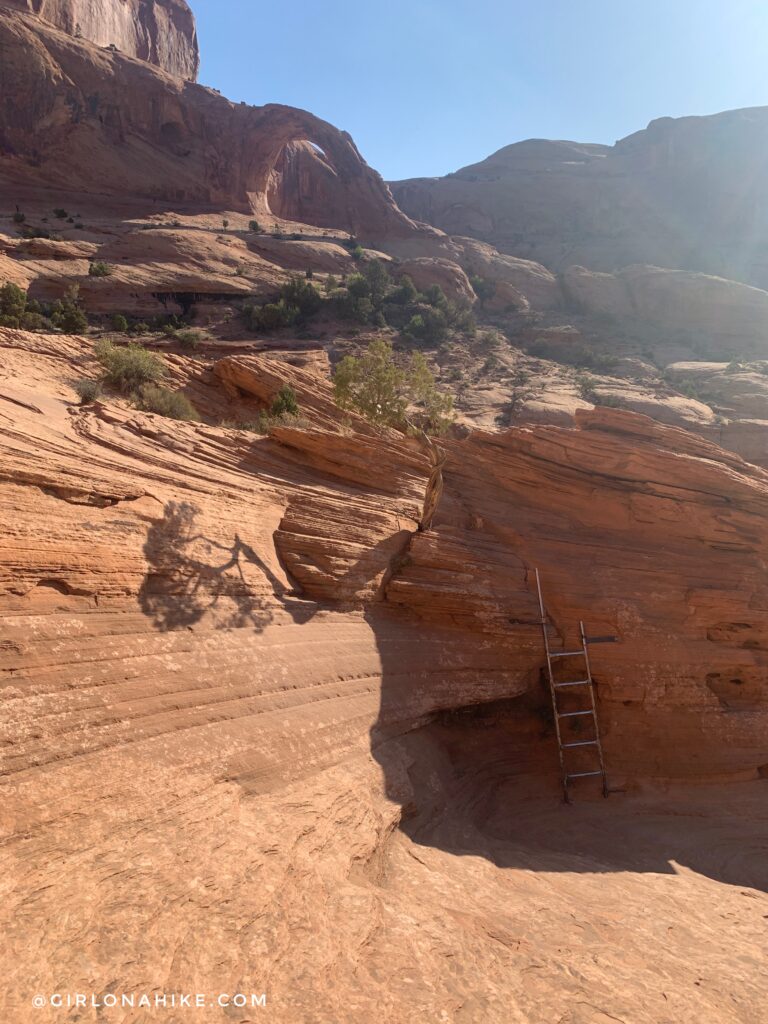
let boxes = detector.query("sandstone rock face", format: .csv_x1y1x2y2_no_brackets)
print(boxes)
563,263,768,356
0,7,419,241
395,256,476,305
0,0,199,78
1,328,767,1021
391,107,768,290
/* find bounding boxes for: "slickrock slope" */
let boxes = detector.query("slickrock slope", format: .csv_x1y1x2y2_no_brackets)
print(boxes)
391,107,768,289
1,328,767,1022
1,0,199,78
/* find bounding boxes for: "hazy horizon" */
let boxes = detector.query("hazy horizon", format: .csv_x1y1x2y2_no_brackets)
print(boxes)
193,0,768,180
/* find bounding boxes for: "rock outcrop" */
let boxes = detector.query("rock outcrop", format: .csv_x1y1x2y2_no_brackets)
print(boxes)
391,107,768,290
563,263,768,357
0,6,418,240
0,0,199,78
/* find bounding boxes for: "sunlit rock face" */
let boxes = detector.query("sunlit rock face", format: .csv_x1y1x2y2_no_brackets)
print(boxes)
0,0,199,78
391,107,768,290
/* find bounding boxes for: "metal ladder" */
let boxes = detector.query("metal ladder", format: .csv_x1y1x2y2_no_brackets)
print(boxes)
535,569,610,803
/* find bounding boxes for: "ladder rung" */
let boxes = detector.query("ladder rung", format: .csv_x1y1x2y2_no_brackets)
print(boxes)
550,650,584,659
567,770,603,779
558,710,593,719
562,739,599,748
554,679,591,688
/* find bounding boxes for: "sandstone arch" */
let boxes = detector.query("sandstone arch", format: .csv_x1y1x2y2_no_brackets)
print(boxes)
238,105,418,241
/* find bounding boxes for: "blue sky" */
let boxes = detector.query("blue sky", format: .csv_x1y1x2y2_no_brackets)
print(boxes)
194,0,768,181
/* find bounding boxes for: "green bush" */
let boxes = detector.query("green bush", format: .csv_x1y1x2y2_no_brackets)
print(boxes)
281,276,323,317
136,384,200,421
245,299,300,332
333,337,453,434
389,275,418,305
404,305,448,345
19,226,52,239
94,339,167,393
528,339,617,372
88,261,113,278
271,384,299,417
111,314,129,332
53,208,68,220
49,287,88,333
470,275,497,305
176,329,202,350
74,378,103,404
12,212,25,224
244,276,322,332
249,220,262,233
0,283,91,333
0,282,27,320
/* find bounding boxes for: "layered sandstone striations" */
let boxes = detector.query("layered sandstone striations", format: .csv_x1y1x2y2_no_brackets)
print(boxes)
1,329,767,1021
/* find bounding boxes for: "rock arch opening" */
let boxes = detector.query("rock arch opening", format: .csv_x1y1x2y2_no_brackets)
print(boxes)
265,138,348,230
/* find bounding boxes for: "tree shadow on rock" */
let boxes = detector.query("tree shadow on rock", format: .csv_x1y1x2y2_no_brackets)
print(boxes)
139,500,313,631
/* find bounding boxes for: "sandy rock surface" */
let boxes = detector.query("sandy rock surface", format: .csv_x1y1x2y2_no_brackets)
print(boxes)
1,328,767,1022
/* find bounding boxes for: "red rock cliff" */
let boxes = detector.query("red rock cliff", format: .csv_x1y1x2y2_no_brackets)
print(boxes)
0,0,199,78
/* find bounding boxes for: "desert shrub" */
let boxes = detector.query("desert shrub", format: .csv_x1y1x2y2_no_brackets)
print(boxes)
19,311,46,330
470,275,497,305
12,212,25,224
136,383,200,421
404,304,449,345
270,384,299,417
235,411,306,434
422,283,448,310
249,220,262,233
244,299,299,332
19,226,52,239
574,371,599,403
53,208,68,219
49,287,88,333
244,276,321,332
88,261,113,278
222,219,229,229
74,378,103,404
0,283,89,333
351,244,364,261
281,275,323,317
333,337,453,434
110,313,129,332
362,259,391,306
0,282,27,321
528,339,617,372
176,329,202,350
389,274,418,305
94,339,166,393
130,321,151,335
